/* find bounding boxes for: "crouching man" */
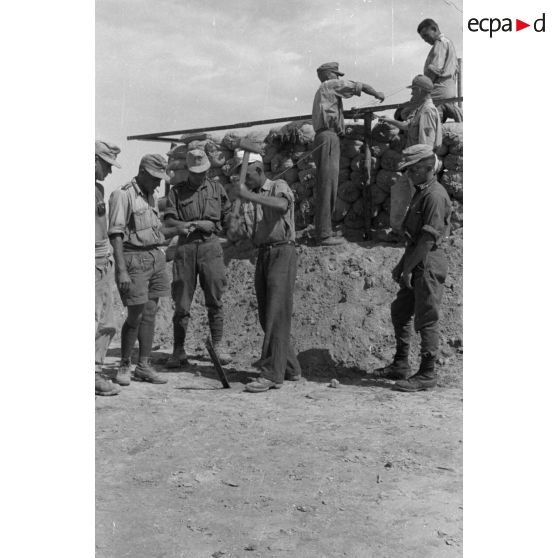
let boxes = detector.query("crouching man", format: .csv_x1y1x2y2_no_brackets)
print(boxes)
108,154,172,386
229,160,301,393
373,144,451,391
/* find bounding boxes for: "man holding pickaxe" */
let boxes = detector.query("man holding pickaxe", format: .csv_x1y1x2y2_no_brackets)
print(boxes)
163,147,232,367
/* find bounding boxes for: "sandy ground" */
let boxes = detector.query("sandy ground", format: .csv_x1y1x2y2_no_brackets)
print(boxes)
97,235,462,558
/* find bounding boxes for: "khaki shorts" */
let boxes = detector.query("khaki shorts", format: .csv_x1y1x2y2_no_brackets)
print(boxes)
119,248,170,306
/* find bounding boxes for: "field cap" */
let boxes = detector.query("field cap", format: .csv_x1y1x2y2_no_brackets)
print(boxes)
140,154,169,179
95,140,122,168
186,149,211,173
167,144,190,160
400,144,435,168
231,150,264,172
317,62,344,76
407,74,433,92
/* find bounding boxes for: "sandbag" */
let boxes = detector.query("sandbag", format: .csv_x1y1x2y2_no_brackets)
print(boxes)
350,198,365,218
290,144,307,161
338,181,362,203
350,170,363,183
332,197,352,222
277,167,299,184
262,144,280,164
222,157,239,177
381,149,403,171
291,182,313,202
390,134,407,153
276,120,315,145
188,139,212,151
179,132,214,144
341,139,363,159
296,155,316,171
442,122,463,155
440,170,463,201
370,142,390,158
338,168,351,183
221,132,242,151
371,121,399,143
205,142,232,168
298,167,316,184
339,156,352,170
372,211,390,229
350,153,365,171
450,200,463,230
444,154,463,172
271,153,294,174
344,209,364,230
435,143,449,157
376,169,402,194
370,186,388,207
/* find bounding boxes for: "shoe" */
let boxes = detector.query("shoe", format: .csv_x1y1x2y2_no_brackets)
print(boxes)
244,378,282,393
213,343,232,365
115,359,132,386
371,360,411,381
393,374,437,392
166,351,189,369
95,374,120,396
133,361,168,384
285,372,301,381
319,236,346,247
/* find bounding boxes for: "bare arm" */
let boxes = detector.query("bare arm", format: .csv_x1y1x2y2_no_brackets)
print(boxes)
378,116,409,131
109,234,130,292
361,83,385,102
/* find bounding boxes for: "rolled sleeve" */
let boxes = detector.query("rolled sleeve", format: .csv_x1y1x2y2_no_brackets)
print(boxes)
163,188,179,220
426,40,450,79
421,193,449,243
107,190,130,237
273,180,295,212
329,79,362,99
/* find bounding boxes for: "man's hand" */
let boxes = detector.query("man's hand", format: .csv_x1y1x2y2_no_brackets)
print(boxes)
375,92,385,102
117,269,131,292
229,181,249,201
195,220,216,234
399,271,413,290
391,261,403,283
179,222,195,236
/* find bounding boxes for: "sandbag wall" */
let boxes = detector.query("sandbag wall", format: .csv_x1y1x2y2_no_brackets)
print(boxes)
171,120,463,237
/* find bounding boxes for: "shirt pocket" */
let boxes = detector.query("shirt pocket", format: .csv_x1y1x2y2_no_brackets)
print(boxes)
204,194,221,221
132,207,158,233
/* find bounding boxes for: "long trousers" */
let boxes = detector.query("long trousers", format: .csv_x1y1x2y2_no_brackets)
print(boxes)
255,244,301,384
390,250,447,360
171,239,226,347
312,130,340,239
95,255,116,371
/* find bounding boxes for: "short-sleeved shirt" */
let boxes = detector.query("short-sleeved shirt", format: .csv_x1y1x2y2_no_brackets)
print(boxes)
164,177,231,239
95,181,111,257
423,34,459,100
108,178,166,249
242,179,296,246
406,98,442,149
312,79,363,134
403,178,451,247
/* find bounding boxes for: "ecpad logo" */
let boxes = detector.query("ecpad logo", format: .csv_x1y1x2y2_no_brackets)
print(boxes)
468,13,546,37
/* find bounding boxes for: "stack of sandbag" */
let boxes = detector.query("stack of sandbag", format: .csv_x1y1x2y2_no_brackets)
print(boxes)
436,122,463,231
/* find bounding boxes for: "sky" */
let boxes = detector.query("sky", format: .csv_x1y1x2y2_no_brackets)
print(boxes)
96,0,463,194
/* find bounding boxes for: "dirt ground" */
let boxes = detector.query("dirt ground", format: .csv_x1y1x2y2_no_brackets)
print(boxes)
96,233,463,558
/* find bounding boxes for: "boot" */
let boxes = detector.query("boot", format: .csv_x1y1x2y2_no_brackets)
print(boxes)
394,355,437,392
115,358,132,386
371,345,411,380
95,373,120,396
133,359,168,384
166,346,189,369
212,342,232,365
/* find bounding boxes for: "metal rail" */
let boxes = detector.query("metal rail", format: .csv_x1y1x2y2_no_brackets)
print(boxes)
127,97,463,143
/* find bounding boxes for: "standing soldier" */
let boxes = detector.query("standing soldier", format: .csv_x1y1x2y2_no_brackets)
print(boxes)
95,140,121,396
228,161,301,393
312,62,384,246
380,75,442,150
417,18,462,123
108,154,172,386
373,145,452,392
163,147,232,368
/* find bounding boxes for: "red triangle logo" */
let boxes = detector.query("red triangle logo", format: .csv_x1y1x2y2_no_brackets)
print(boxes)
516,19,530,31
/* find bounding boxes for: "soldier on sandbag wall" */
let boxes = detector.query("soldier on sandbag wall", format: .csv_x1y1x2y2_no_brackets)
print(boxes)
312,61,384,246
417,18,462,123
373,144,451,392
95,140,122,396
108,154,173,386
379,75,442,151
228,160,301,393
163,147,232,368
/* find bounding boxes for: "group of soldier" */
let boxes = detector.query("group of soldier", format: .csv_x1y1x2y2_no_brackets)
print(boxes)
95,17,459,397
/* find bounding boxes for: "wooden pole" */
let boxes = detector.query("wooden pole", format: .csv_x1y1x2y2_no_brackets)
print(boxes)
457,58,463,109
